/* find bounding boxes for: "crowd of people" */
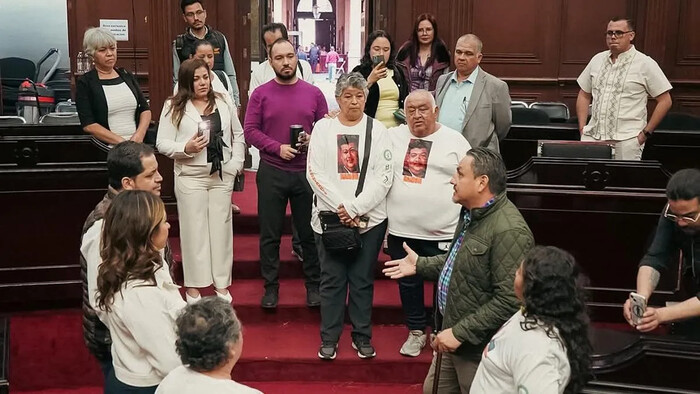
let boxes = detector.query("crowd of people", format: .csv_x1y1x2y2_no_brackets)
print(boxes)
75,0,699,393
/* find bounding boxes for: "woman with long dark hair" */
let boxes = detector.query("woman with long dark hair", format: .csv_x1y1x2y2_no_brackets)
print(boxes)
352,30,409,129
396,13,451,93
157,58,246,304
96,190,185,393
470,246,592,394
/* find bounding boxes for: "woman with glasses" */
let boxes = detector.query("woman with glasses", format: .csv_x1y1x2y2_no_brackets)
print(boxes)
352,30,409,129
396,14,451,93
623,168,700,339
470,246,592,394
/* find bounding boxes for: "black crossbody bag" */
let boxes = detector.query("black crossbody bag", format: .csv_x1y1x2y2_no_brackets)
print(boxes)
318,118,373,251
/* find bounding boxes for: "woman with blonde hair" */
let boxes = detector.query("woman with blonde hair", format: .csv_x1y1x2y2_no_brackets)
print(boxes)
96,190,185,393
157,58,246,304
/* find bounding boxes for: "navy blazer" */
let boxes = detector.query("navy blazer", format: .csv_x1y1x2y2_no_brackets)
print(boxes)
76,68,149,131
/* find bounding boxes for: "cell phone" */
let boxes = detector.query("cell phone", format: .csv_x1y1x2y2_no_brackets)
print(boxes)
629,292,647,325
197,120,210,144
372,55,384,67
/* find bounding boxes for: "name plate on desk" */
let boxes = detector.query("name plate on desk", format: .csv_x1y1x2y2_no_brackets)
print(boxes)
538,140,615,160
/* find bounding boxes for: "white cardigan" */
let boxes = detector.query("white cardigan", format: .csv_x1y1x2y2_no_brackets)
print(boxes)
156,96,246,170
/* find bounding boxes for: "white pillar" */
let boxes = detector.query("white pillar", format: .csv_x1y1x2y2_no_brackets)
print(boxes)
273,0,283,22
347,0,362,71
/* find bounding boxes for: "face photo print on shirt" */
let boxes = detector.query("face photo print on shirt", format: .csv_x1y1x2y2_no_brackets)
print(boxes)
338,134,360,179
402,138,432,183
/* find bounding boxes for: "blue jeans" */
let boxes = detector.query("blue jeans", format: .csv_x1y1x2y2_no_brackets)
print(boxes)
327,63,337,81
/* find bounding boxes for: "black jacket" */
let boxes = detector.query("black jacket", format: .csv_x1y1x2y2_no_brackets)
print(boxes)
352,61,409,118
174,26,228,71
76,68,149,131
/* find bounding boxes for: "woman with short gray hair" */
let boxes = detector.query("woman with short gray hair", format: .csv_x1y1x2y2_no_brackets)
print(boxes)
76,27,151,145
155,298,261,393
306,72,393,360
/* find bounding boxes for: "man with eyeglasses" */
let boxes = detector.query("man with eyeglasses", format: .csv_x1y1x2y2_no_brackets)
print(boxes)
173,0,241,108
386,90,470,357
577,17,672,160
623,168,700,339
434,34,511,153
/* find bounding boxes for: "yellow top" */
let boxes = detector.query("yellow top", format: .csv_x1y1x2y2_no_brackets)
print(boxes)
375,69,399,128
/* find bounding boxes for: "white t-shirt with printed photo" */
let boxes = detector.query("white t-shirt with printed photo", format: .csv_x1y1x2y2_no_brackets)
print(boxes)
156,365,262,394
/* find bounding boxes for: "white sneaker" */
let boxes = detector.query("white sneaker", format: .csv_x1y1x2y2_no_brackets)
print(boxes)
215,289,233,304
399,330,427,357
185,292,201,305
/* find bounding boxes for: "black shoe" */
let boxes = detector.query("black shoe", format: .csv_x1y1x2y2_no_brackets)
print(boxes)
292,245,304,262
306,287,321,307
351,336,376,359
318,342,337,360
261,288,278,309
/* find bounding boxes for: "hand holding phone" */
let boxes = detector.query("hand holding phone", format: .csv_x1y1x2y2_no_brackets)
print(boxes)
372,55,385,67
629,292,647,326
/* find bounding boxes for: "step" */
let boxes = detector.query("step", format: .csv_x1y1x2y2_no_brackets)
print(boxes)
169,235,393,281
226,279,433,325
243,382,423,394
233,323,433,384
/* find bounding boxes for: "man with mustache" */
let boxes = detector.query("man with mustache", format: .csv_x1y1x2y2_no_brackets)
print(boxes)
244,38,328,310
338,137,359,173
623,169,700,338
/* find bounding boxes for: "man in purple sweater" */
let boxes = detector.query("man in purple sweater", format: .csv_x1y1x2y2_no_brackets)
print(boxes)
244,38,328,309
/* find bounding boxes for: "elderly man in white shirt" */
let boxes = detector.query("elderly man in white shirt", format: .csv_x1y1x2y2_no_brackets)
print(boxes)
576,17,672,160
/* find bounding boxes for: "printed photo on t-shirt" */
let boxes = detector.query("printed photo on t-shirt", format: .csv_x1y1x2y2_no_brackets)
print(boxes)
337,134,360,180
403,138,432,183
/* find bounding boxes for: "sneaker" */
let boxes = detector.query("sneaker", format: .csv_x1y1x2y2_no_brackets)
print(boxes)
185,292,201,305
317,342,338,360
261,288,278,309
215,289,233,304
292,245,304,262
351,336,376,359
306,287,321,307
399,330,427,357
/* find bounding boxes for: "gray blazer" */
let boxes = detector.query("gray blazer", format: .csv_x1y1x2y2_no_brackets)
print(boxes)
435,68,511,152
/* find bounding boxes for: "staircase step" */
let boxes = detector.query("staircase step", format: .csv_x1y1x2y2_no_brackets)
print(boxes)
244,382,423,394
233,323,432,384
169,235,393,281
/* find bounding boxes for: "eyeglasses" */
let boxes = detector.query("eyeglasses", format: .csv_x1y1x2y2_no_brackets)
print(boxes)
185,10,206,18
406,107,432,117
606,30,633,38
664,204,700,223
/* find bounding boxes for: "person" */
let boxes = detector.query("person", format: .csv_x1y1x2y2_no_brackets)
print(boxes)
96,190,185,393
80,141,164,381
76,27,151,145
249,22,316,262
326,46,340,81
157,58,246,304
173,0,241,108
249,23,315,96
307,72,393,360
309,43,320,73
576,17,672,160
470,246,592,394
244,38,327,309
338,135,360,173
386,90,470,357
623,168,700,339
435,34,511,153
297,45,308,61
155,298,262,394
184,39,236,103
352,30,409,129
396,13,451,93
383,147,534,393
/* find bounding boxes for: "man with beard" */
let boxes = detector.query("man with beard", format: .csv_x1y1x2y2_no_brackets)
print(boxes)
623,168,700,339
338,136,359,173
244,38,328,309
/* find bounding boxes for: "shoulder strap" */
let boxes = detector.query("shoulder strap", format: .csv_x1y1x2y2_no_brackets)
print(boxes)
355,117,373,197
299,62,305,78
213,69,229,90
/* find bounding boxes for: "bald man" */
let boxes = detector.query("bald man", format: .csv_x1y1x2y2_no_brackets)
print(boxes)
435,34,511,153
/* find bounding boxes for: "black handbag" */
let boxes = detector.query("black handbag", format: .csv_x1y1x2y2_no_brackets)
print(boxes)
233,171,245,192
318,118,373,251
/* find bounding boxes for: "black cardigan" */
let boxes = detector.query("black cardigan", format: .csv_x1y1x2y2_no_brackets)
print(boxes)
352,62,409,118
76,68,149,130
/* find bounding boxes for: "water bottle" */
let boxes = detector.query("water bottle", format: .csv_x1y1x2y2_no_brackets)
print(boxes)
83,53,92,72
77,52,84,74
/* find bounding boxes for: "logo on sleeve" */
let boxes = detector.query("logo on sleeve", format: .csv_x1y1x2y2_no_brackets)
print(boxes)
383,149,392,161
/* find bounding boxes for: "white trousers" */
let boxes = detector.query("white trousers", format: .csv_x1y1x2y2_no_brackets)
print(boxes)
174,162,235,288
581,134,644,160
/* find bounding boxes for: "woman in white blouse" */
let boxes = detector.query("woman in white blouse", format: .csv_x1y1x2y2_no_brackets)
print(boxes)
307,72,393,360
470,246,592,394
157,58,246,304
96,190,185,393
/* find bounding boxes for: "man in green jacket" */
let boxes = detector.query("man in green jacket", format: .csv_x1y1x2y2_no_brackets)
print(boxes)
384,147,534,393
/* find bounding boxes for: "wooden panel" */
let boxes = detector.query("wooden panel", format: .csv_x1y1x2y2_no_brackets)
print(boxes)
675,0,700,68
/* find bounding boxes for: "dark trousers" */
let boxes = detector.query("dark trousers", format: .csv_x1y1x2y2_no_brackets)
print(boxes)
98,354,113,384
257,161,320,290
387,234,446,331
104,368,157,394
316,220,387,343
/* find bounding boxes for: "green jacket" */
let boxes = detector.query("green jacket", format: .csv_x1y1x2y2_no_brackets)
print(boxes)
416,192,534,355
